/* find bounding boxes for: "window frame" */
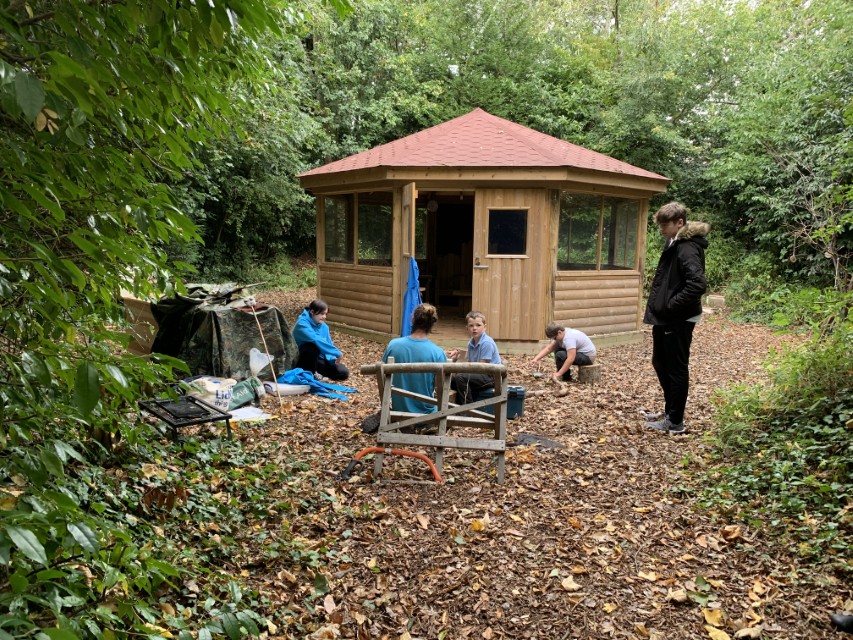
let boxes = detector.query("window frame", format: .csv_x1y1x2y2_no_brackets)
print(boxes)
321,191,395,268
485,207,530,258
557,193,641,272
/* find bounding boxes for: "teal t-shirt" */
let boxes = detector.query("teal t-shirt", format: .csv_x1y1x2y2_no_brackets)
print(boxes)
382,336,447,413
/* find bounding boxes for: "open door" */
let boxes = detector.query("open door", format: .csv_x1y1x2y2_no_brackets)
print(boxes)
472,189,552,340
392,183,418,336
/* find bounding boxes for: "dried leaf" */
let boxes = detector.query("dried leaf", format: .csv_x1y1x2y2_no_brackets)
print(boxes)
719,525,742,541
416,514,430,529
703,608,725,626
704,625,731,640
323,595,336,614
734,628,762,639
561,576,581,591
638,571,659,582
667,588,688,603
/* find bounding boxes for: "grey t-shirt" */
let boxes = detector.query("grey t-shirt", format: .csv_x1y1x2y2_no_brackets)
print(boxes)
560,329,596,357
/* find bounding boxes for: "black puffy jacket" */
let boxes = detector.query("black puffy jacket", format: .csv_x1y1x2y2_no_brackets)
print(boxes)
643,221,709,326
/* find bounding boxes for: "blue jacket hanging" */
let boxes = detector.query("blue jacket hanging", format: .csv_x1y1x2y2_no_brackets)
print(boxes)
277,368,357,401
401,256,423,337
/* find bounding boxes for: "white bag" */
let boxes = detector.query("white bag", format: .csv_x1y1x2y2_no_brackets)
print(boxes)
249,347,275,377
185,377,236,410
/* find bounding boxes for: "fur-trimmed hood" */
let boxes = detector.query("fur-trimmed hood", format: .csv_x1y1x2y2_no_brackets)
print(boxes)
675,220,710,241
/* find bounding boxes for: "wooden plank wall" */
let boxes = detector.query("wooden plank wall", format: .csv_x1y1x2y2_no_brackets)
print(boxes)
553,273,642,335
318,263,394,334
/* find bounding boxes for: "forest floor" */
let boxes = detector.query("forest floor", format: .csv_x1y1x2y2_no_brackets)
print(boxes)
229,286,850,640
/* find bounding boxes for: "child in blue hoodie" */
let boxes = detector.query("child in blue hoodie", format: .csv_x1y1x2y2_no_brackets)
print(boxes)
292,299,349,380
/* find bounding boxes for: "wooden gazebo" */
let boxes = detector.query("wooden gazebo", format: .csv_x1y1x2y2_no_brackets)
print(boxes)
298,108,669,350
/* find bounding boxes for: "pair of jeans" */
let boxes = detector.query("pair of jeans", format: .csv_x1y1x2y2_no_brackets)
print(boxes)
651,321,695,425
554,350,595,381
296,343,350,381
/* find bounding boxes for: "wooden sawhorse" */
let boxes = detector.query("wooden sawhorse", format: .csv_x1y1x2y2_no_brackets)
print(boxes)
359,360,508,483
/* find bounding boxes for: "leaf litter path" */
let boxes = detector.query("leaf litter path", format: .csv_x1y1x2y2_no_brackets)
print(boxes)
234,288,848,640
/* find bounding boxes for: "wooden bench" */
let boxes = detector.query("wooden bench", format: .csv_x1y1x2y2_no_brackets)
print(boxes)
360,360,508,483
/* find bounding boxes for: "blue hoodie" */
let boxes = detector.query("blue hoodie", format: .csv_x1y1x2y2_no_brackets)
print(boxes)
292,309,342,362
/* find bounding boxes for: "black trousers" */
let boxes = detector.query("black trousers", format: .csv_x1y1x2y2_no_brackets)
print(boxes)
554,350,595,381
296,343,350,381
651,321,695,425
451,373,494,405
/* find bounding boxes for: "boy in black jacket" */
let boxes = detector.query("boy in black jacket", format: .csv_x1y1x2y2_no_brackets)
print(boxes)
643,202,709,434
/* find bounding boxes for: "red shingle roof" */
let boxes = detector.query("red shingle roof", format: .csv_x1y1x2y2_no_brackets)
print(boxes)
299,108,668,181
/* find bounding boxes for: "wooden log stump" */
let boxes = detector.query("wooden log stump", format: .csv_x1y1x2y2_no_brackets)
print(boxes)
577,364,601,385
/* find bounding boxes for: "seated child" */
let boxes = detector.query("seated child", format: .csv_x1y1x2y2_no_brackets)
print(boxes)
292,299,349,380
448,311,501,404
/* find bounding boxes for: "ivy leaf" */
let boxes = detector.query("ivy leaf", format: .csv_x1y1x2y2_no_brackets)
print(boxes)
74,361,100,416
6,526,49,566
68,522,100,554
14,72,45,121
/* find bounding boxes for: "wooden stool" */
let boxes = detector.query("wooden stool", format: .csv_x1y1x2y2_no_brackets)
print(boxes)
577,364,601,384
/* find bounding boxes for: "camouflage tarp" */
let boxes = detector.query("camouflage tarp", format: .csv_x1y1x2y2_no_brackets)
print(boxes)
150,284,297,380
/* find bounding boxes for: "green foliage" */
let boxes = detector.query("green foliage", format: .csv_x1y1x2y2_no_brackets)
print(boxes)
704,0,853,290
0,0,349,638
227,255,317,291
173,36,324,278
699,307,853,568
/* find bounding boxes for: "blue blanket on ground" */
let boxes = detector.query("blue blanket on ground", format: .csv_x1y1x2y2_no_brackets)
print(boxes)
277,368,358,401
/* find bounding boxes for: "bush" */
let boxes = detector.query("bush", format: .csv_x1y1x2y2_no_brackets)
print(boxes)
699,316,853,569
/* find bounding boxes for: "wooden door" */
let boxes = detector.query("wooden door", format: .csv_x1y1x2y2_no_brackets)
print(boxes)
392,183,418,336
472,189,552,340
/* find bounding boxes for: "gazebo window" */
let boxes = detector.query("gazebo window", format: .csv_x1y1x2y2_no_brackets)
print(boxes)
323,196,353,264
357,192,392,267
488,209,528,255
558,194,640,270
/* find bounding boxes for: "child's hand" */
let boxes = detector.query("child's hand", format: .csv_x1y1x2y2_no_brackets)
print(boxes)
447,349,459,362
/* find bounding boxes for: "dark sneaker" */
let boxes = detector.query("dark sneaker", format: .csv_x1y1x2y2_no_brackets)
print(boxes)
645,417,687,434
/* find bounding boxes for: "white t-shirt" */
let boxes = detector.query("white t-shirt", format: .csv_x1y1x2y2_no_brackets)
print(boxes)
560,329,596,357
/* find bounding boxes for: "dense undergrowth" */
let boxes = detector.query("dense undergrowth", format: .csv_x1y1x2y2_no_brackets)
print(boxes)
696,276,853,575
